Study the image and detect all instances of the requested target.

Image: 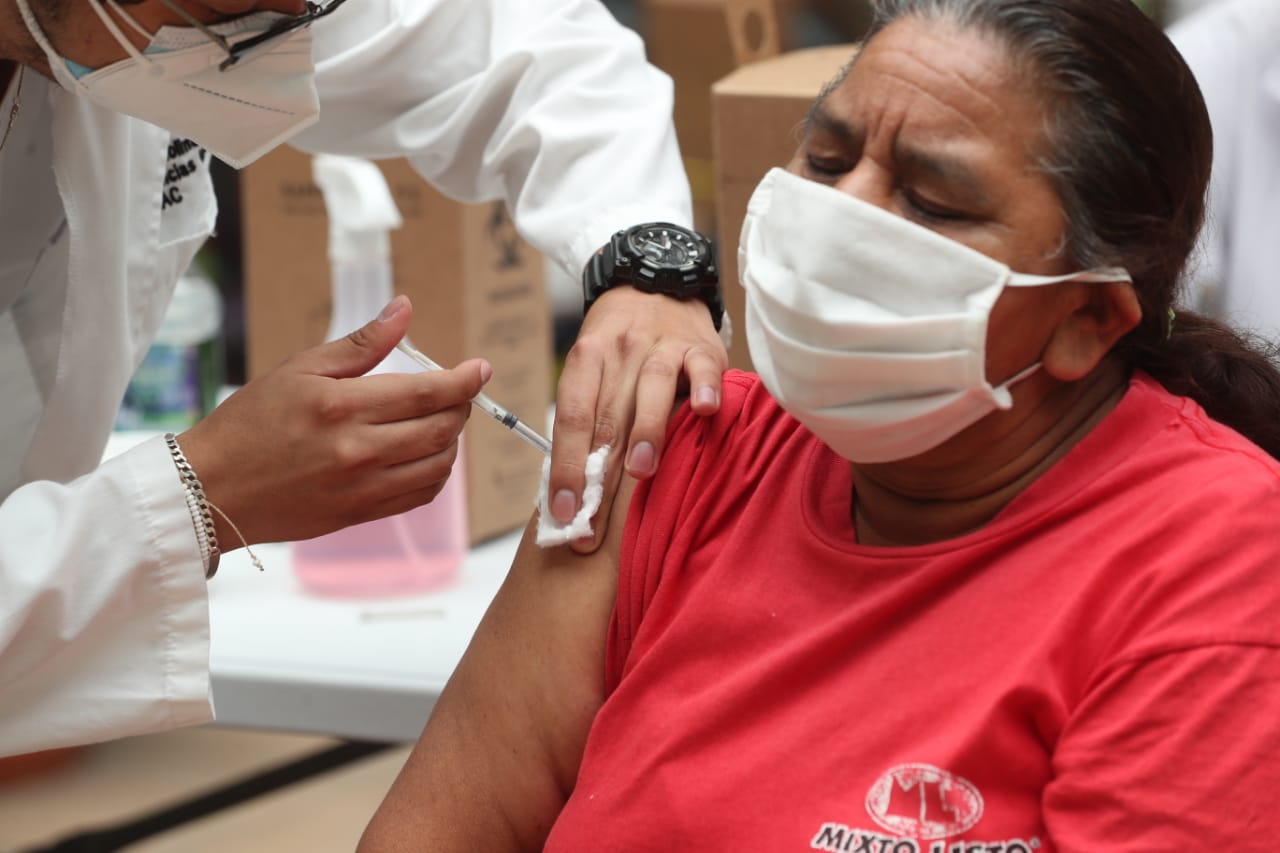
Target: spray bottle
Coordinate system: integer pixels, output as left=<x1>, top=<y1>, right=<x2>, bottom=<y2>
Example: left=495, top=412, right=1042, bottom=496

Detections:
left=116, top=266, right=225, bottom=431
left=290, top=154, right=468, bottom=597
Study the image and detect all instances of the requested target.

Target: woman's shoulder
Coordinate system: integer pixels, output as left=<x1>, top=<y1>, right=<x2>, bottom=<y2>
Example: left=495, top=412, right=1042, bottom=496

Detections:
left=702, top=369, right=779, bottom=422
left=654, top=370, right=818, bottom=487
left=1132, top=372, right=1280, bottom=486
left=1079, top=374, right=1280, bottom=650
left=669, top=368, right=795, bottom=443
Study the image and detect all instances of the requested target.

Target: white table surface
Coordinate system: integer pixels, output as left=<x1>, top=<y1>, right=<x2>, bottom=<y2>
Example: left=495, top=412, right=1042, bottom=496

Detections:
left=106, top=432, right=521, bottom=744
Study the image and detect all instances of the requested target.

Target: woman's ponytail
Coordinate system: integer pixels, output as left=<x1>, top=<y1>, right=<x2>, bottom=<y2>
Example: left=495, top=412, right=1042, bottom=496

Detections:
left=1128, top=311, right=1280, bottom=458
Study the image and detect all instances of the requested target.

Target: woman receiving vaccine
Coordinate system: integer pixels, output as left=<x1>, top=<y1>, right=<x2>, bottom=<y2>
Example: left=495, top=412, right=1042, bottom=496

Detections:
left=359, top=1, right=1280, bottom=850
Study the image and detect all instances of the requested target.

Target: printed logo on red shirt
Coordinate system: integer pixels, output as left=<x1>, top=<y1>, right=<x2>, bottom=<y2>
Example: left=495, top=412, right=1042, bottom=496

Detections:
left=809, top=763, right=1041, bottom=853
left=866, top=764, right=983, bottom=839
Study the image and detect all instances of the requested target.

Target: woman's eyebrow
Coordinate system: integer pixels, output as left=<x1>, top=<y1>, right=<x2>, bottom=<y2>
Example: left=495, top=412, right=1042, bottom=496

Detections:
left=805, top=99, right=993, bottom=205
left=894, top=141, right=993, bottom=205
left=805, top=102, right=861, bottom=146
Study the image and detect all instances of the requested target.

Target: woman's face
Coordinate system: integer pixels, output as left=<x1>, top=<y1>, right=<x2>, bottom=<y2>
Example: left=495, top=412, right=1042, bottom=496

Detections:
left=787, top=15, right=1078, bottom=385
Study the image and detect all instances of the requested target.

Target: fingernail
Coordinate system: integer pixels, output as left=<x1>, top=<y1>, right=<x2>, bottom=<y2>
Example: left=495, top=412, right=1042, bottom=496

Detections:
left=478, top=359, right=493, bottom=385
left=551, top=489, right=577, bottom=524
left=694, top=385, right=718, bottom=408
left=378, top=295, right=406, bottom=322
left=628, top=441, right=656, bottom=476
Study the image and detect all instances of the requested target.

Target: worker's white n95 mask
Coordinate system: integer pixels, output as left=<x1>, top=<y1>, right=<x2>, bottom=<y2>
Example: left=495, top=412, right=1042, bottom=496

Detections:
left=15, top=0, right=320, bottom=169
left=740, top=167, right=1132, bottom=464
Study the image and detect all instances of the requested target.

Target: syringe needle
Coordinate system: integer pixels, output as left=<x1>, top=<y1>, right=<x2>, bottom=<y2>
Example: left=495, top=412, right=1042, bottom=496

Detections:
left=395, top=340, right=552, bottom=456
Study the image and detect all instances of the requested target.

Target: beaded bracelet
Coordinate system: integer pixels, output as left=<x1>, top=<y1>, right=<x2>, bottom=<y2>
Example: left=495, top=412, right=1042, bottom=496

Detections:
left=184, top=485, right=212, bottom=570
left=164, top=434, right=264, bottom=579
left=165, top=433, right=220, bottom=578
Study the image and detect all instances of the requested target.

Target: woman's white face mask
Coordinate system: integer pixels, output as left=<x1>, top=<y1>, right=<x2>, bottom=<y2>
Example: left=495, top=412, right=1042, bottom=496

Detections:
left=14, top=0, right=320, bottom=168
left=740, top=167, right=1132, bottom=464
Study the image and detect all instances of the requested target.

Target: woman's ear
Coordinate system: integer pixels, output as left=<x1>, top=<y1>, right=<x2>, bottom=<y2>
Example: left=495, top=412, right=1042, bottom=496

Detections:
left=1042, top=279, right=1142, bottom=381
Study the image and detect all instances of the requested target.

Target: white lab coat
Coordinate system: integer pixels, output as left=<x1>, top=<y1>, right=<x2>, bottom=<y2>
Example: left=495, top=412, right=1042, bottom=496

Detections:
left=1169, top=0, right=1280, bottom=340
left=0, top=0, right=690, bottom=758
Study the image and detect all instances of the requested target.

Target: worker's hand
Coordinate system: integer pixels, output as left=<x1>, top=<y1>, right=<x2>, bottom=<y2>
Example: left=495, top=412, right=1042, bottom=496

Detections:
left=178, top=295, right=489, bottom=548
left=549, top=287, right=727, bottom=553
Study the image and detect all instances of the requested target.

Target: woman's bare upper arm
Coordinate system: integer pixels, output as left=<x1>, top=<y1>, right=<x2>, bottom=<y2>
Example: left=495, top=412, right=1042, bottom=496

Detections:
left=358, top=475, right=638, bottom=852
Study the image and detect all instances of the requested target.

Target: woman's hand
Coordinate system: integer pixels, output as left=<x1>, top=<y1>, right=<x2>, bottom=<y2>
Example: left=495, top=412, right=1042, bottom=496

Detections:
left=177, top=296, right=489, bottom=548
left=547, top=287, right=727, bottom=553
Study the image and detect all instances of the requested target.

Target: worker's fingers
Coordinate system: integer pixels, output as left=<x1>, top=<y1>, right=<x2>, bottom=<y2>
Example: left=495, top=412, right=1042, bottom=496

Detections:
left=291, top=294, right=411, bottom=379
left=561, top=341, right=639, bottom=552
left=622, top=348, right=683, bottom=480
left=682, top=343, right=725, bottom=417
left=621, top=341, right=723, bottom=479
left=344, top=444, right=466, bottom=527
left=177, top=326, right=488, bottom=547
left=326, top=403, right=472, bottom=474
left=547, top=339, right=607, bottom=524
left=548, top=288, right=728, bottom=554
left=338, top=359, right=491, bottom=425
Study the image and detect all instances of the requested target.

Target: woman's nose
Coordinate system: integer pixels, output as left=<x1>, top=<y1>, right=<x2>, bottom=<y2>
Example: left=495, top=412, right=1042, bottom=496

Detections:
left=833, top=158, right=893, bottom=211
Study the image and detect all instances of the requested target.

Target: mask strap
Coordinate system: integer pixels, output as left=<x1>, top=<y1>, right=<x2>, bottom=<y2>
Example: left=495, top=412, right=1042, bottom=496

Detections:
left=111, top=2, right=156, bottom=41
left=98, top=0, right=156, bottom=41
left=988, top=359, right=1042, bottom=411
left=1003, top=360, right=1042, bottom=389
left=1006, top=266, right=1132, bottom=288
left=83, top=0, right=156, bottom=66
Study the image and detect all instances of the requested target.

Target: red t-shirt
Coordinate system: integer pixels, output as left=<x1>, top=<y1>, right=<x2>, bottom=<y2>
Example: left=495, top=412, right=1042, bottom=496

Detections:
left=545, top=371, right=1280, bottom=853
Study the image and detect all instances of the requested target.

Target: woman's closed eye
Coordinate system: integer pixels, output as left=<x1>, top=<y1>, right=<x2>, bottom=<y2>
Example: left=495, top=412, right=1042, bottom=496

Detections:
left=902, top=189, right=971, bottom=224
left=799, top=152, right=981, bottom=227
left=803, top=154, right=853, bottom=181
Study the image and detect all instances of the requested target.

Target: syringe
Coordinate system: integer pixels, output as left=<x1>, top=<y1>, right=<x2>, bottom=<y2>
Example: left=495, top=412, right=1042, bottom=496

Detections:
left=395, top=340, right=552, bottom=457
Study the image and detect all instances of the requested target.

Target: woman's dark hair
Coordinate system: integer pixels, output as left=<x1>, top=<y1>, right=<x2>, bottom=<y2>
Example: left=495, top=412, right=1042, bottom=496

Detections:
left=862, top=0, right=1280, bottom=458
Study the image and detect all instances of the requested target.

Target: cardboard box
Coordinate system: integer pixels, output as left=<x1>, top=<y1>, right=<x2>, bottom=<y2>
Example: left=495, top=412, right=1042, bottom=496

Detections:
left=640, top=0, right=796, bottom=236
left=240, top=146, right=552, bottom=544
left=711, top=43, right=856, bottom=371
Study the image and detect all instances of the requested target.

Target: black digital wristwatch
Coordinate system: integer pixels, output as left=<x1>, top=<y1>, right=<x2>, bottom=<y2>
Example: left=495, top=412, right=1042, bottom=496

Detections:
left=582, top=222, right=724, bottom=331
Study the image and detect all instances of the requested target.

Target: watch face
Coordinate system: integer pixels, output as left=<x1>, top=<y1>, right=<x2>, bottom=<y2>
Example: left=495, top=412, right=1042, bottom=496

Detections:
left=627, top=225, right=704, bottom=269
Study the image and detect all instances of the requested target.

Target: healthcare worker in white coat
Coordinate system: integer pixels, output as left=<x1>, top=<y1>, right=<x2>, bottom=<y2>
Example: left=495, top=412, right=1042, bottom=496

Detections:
left=0, top=0, right=728, bottom=758
left=1169, top=0, right=1280, bottom=340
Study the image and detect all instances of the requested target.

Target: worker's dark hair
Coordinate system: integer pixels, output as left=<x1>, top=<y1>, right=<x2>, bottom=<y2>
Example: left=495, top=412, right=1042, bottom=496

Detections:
left=40, top=0, right=146, bottom=24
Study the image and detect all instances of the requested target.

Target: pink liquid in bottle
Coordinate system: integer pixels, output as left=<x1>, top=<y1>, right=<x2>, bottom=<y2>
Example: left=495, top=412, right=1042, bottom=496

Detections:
left=298, top=153, right=470, bottom=597
left=291, top=461, right=467, bottom=598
